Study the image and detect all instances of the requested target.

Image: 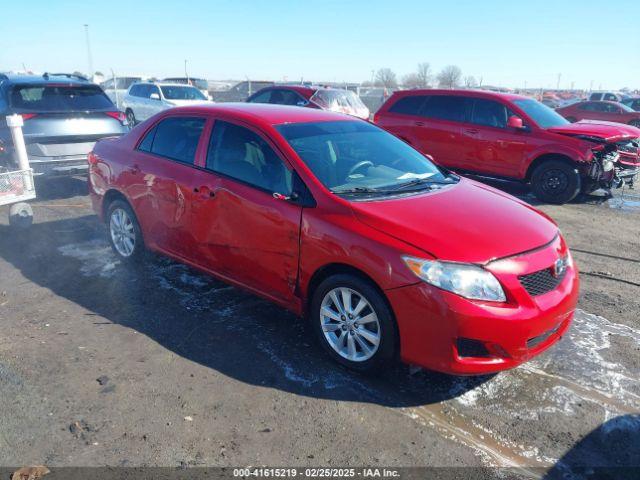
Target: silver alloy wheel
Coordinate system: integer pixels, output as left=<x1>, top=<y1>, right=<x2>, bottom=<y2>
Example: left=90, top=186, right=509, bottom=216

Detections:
left=109, top=208, right=135, bottom=257
left=320, top=287, right=381, bottom=362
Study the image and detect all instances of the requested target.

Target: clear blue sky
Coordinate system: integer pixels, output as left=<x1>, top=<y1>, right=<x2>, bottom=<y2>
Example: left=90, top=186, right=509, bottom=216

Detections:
left=1, top=0, right=638, bottom=89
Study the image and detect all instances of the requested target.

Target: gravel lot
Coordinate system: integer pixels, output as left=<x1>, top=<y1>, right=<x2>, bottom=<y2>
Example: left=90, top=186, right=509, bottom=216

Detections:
left=0, top=177, right=638, bottom=479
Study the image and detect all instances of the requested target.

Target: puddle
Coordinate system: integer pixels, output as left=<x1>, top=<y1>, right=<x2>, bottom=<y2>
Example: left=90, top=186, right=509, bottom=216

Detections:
left=608, top=190, right=640, bottom=212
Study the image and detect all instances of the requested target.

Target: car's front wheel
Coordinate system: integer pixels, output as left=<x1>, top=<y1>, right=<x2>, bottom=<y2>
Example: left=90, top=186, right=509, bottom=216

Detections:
left=106, top=200, right=145, bottom=262
left=531, top=160, right=581, bottom=204
left=310, top=274, right=397, bottom=372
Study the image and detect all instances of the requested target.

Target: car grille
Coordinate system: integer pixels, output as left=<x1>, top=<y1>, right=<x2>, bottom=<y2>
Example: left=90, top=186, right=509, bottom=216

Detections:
left=519, top=268, right=566, bottom=297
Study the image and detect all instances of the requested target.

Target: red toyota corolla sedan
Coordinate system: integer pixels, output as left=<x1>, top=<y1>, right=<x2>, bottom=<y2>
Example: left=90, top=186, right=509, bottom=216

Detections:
left=88, top=104, right=579, bottom=375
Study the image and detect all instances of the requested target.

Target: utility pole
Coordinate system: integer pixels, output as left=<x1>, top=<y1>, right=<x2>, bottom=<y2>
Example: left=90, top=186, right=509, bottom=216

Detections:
left=556, top=73, right=561, bottom=90
left=83, top=24, right=94, bottom=79
left=184, top=59, right=189, bottom=82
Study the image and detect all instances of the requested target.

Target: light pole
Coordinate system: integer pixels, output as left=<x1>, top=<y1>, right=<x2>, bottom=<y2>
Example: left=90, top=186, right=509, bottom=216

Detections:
left=184, top=59, right=189, bottom=83
left=83, top=24, right=94, bottom=79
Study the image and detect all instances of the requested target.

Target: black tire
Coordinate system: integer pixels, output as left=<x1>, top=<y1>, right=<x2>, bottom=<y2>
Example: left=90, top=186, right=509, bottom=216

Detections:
left=310, top=273, right=397, bottom=373
left=8, top=202, right=33, bottom=229
left=531, top=160, right=581, bottom=204
left=566, top=116, right=577, bottom=123
left=105, top=199, right=145, bottom=263
left=125, top=109, right=136, bottom=127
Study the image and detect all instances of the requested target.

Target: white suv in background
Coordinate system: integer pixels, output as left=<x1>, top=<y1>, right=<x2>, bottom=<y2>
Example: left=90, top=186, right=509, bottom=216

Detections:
left=121, top=82, right=212, bottom=125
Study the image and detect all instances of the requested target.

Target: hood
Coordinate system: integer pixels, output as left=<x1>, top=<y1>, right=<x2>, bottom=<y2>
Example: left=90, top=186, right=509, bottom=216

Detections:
left=547, top=120, right=640, bottom=143
left=350, top=179, right=558, bottom=264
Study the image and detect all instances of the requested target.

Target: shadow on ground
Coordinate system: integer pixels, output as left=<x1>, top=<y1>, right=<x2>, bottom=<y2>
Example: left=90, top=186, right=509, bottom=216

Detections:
left=544, top=414, right=640, bottom=480
left=0, top=214, right=491, bottom=408
left=34, top=176, right=88, bottom=201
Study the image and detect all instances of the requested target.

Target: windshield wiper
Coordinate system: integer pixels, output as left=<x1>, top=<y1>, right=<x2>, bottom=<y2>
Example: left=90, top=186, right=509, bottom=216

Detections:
left=331, top=186, right=394, bottom=195
left=388, top=177, right=457, bottom=191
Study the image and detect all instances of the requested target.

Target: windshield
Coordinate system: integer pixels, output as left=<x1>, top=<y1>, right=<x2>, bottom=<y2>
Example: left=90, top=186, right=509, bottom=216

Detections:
left=164, top=78, right=208, bottom=90
left=310, top=89, right=368, bottom=115
left=513, top=98, right=570, bottom=128
left=277, top=121, right=453, bottom=195
left=619, top=102, right=635, bottom=113
left=10, top=84, right=114, bottom=111
left=160, top=85, right=206, bottom=100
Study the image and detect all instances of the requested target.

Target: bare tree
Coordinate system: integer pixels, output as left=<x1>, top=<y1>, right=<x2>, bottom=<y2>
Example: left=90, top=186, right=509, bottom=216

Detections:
left=401, top=73, right=422, bottom=89
left=374, top=68, right=398, bottom=89
left=464, top=75, right=478, bottom=88
left=416, top=62, right=432, bottom=88
left=437, top=65, right=462, bottom=89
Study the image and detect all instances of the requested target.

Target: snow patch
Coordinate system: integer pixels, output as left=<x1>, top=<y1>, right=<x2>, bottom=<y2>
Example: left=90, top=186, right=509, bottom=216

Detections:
left=58, top=240, right=119, bottom=278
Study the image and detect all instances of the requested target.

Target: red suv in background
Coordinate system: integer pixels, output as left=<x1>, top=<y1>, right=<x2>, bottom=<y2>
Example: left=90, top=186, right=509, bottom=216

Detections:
left=556, top=100, right=640, bottom=127
left=375, top=90, right=640, bottom=203
left=88, top=104, right=578, bottom=375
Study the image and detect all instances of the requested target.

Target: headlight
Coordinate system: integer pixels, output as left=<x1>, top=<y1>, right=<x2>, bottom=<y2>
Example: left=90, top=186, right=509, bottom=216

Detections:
left=402, top=256, right=506, bottom=302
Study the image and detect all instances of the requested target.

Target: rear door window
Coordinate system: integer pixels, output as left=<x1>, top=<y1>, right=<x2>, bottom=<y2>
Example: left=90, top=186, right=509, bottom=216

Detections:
left=10, top=84, right=114, bottom=111
left=421, top=95, right=468, bottom=122
left=470, top=99, right=508, bottom=128
left=146, top=116, right=206, bottom=164
left=388, top=95, right=427, bottom=116
left=206, top=120, right=292, bottom=194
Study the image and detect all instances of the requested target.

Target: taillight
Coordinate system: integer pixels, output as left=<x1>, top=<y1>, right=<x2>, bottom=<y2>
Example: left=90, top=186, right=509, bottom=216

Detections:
left=20, top=113, right=38, bottom=120
left=87, top=152, right=99, bottom=165
left=105, top=111, right=126, bottom=123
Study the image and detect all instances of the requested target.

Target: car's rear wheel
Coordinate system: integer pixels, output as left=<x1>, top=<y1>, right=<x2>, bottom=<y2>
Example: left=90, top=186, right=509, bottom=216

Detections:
left=310, top=274, right=397, bottom=372
left=531, top=160, right=581, bottom=204
left=106, top=200, right=144, bottom=262
left=125, top=109, right=136, bottom=127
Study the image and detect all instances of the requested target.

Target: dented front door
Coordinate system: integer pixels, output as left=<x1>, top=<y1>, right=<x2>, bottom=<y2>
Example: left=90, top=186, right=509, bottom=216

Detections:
left=190, top=170, right=302, bottom=304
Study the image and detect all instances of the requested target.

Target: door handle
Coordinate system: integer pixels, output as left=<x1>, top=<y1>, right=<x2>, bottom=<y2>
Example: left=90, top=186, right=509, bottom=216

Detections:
left=464, top=128, right=480, bottom=135
left=194, top=186, right=215, bottom=198
left=414, top=121, right=425, bottom=127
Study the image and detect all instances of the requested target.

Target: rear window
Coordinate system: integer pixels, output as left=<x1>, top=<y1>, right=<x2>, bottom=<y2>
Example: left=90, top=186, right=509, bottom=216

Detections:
left=9, top=84, right=114, bottom=111
left=388, top=95, right=427, bottom=116
left=141, top=116, right=206, bottom=164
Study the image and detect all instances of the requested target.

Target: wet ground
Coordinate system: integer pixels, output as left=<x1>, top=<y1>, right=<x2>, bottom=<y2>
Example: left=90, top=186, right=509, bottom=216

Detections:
left=0, top=177, right=638, bottom=479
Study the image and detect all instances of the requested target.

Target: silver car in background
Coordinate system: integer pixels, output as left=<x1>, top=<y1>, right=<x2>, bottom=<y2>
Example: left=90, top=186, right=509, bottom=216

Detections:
left=0, top=73, right=129, bottom=177
left=121, top=82, right=212, bottom=125
left=100, top=75, right=149, bottom=108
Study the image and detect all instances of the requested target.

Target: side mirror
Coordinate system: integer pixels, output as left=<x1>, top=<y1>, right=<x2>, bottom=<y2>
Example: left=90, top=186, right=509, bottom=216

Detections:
left=507, top=115, right=525, bottom=129
left=150, top=93, right=160, bottom=100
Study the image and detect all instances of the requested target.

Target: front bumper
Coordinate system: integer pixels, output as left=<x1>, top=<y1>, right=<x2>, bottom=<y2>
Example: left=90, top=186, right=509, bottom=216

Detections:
left=387, top=236, right=579, bottom=375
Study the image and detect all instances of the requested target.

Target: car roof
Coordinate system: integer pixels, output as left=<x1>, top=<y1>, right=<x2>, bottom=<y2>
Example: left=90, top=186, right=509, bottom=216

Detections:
left=163, top=102, right=356, bottom=125
left=391, top=88, right=529, bottom=102
left=0, top=73, right=91, bottom=86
